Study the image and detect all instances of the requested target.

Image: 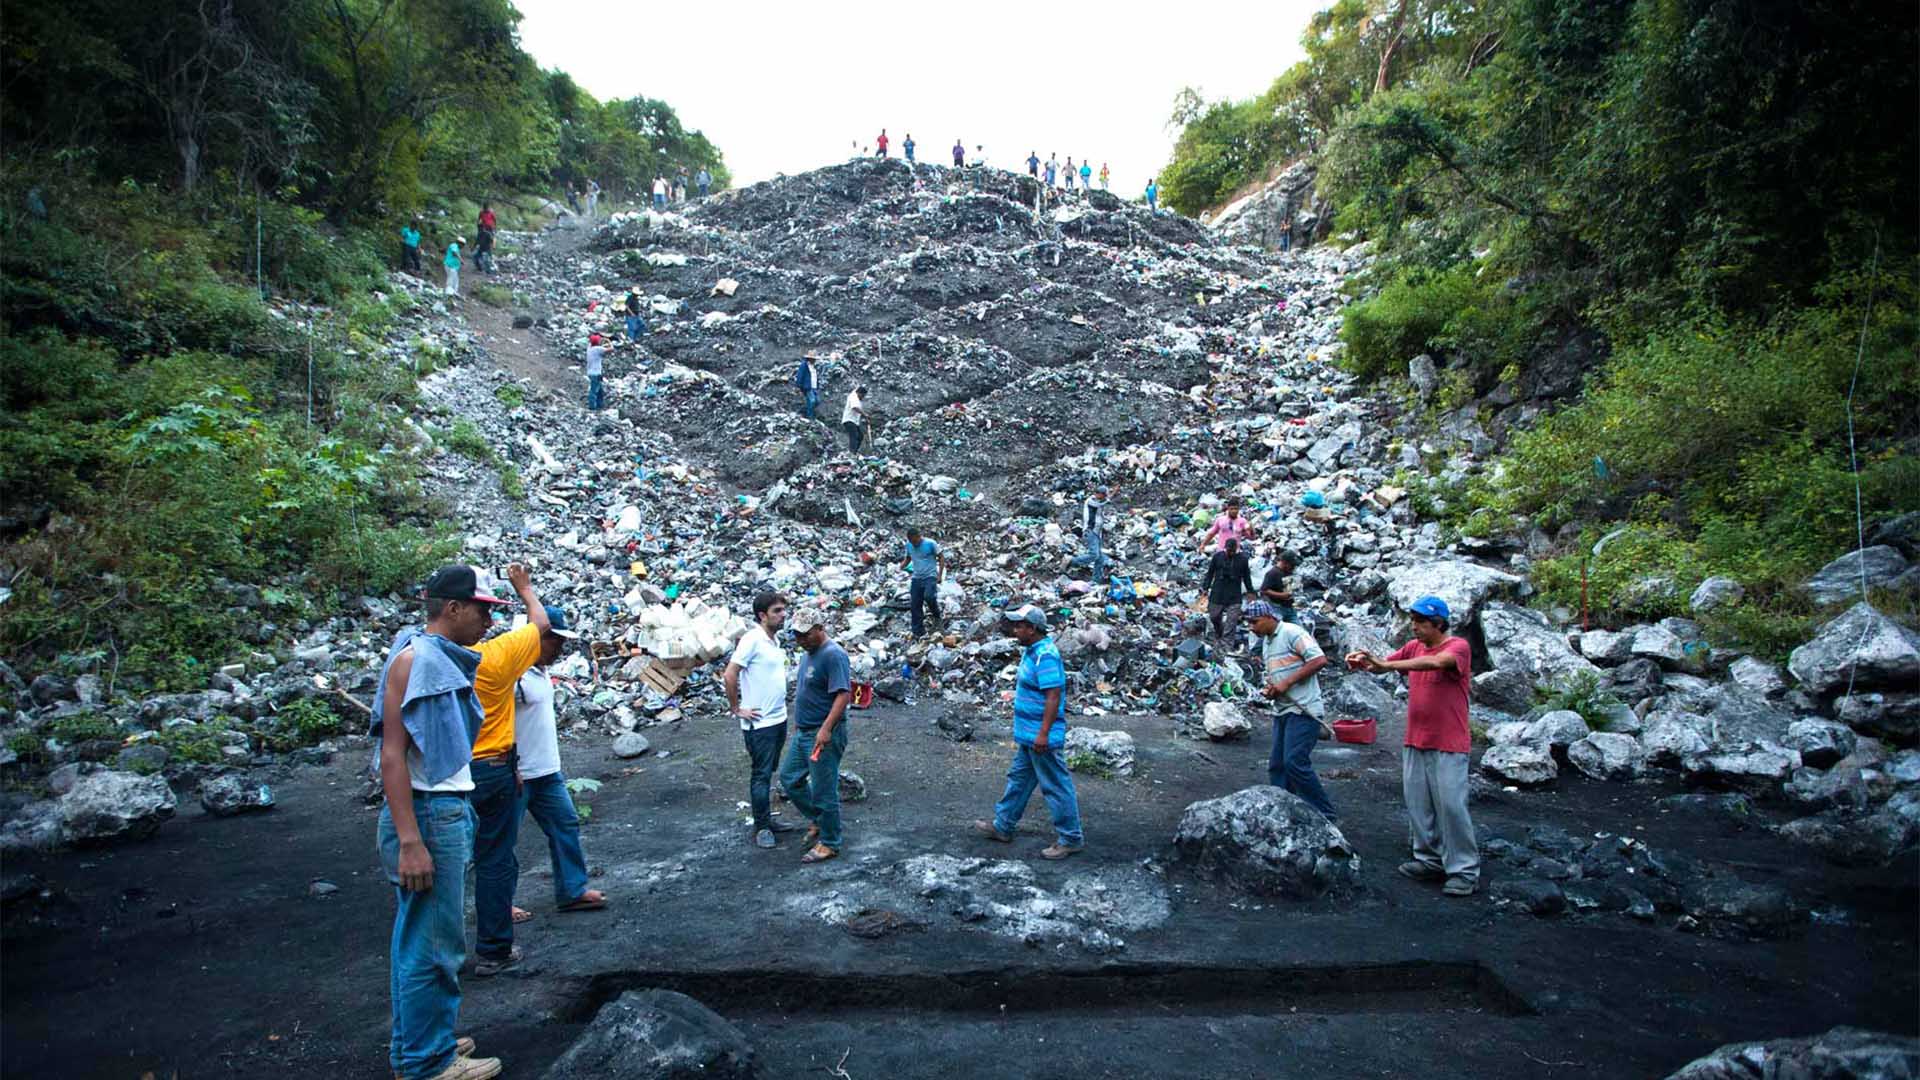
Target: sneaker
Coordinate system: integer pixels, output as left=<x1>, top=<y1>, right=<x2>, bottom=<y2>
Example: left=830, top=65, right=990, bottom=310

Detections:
left=753, top=828, right=777, bottom=849
left=1442, top=876, right=1478, bottom=897
left=423, top=1054, right=502, bottom=1080
left=973, top=819, right=1013, bottom=843
left=767, top=820, right=801, bottom=834
left=1397, top=860, right=1446, bottom=882
left=472, top=946, right=522, bottom=978
left=1039, top=843, right=1083, bottom=860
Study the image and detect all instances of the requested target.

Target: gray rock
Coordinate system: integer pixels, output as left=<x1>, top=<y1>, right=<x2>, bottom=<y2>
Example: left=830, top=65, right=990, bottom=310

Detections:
left=200, top=774, right=275, bottom=816
left=1528, top=710, right=1592, bottom=754
left=46, top=762, right=90, bottom=796
left=612, top=732, right=652, bottom=759
left=1784, top=719, right=1857, bottom=769
left=1568, top=732, right=1646, bottom=781
left=293, top=645, right=336, bottom=671
left=1663, top=1026, right=1920, bottom=1080
left=0, top=801, right=63, bottom=853
left=1481, top=742, right=1558, bottom=786
left=1490, top=878, right=1566, bottom=916
left=1201, top=701, right=1251, bottom=741
left=73, top=673, right=103, bottom=706
left=115, top=743, right=170, bottom=773
left=1805, top=545, right=1911, bottom=607
left=57, top=770, right=175, bottom=846
left=1680, top=878, right=1795, bottom=937
left=1577, top=629, right=1633, bottom=664
left=1641, top=713, right=1712, bottom=767
left=1385, top=560, right=1523, bottom=628
left=1688, top=577, right=1745, bottom=615
left=1784, top=765, right=1872, bottom=812
left=1480, top=604, right=1599, bottom=686
left=543, top=989, right=757, bottom=1080
left=1728, top=656, right=1786, bottom=697
left=1471, top=668, right=1535, bottom=716
left=309, top=879, right=340, bottom=898
left=1776, top=809, right=1919, bottom=866
left=1682, top=747, right=1800, bottom=791
left=1485, top=720, right=1535, bottom=746
left=1788, top=602, right=1920, bottom=695
left=1323, top=673, right=1401, bottom=722
left=28, top=673, right=75, bottom=706
left=1605, top=657, right=1664, bottom=702
left=837, top=769, right=867, bottom=803
left=1065, top=728, right=1136, bottom=777
left=1702, top=686, right=1795, bottom=751
left=1630, top=622, right=1689, bottom=666
left=1408, top=353, right=1439, bottom=400
left=1172, top=786, right=1359, bottom=898
left=1834, top=691, right=1920, bottom=744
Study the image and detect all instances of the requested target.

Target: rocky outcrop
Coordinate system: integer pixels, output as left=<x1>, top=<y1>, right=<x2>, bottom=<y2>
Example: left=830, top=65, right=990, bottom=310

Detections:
left=1789, top=602, right=1920, bottom=696
left=1803, top=545, right=1910, bottom=606
left=1663, top=1026, right=1919, bottom=1080
left=1480, top=603, right=1599, bottom=686
left=1065, top=728, right=1136, bottom=777
left=543, top=990, right=758, bottom=1080
left=1385, top=561, right=1523, bottom=629
left=1173, top=787, right=1358, bottom=898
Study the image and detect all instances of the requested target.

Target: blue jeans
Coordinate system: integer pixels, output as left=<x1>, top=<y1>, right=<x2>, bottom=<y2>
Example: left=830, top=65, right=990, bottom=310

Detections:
left=743, top=722, right=787, bottom=830
left=994, top=744, right=1083, bottom=847
left=699, top=183, right=710, bottom=197
left=802, top=388, right=818, bottom=418
left=1270, top=712, right=1337, bottom=821
left=378, top=792, right=474, bottom=1079
left=587, top=373, right=604, bottom=410
left=654, top=193, right=666, bottom=210
left=521, top=773, right=591, bottom=905
left=626, top=315, right=643, bottom=341
left=779, top=724, right=848, bottom=849
left=909, top=576, right=940, bottom=638
left=470, top=758, right=521, bottom=962
left=1071, top=529, right=1109, bottom=579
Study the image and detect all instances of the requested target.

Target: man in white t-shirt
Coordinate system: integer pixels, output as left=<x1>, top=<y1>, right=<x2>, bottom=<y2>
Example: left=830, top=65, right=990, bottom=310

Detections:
left=840, top=384, right=867, bottom=453
left=723, top=591, right=793, bottom=848
left=509, top=605, right=608, bottom=920
left=584, top=334, right=606, bottom=411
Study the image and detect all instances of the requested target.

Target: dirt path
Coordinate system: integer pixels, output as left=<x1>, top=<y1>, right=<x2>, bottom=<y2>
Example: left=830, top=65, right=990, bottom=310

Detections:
left=459, top=212, right=600, bottom=401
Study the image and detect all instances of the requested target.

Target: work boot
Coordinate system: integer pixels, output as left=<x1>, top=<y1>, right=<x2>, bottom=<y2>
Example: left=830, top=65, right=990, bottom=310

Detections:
left=1039, top=843, right=1083, bottom=860
left=973, top=820, right=1012, bottom=843
left=753, top=828, right=777, bottom=849
left=422, top=1054, right=502, bottom=1080
left=1397, top=860, right=1446, bottom=882
left=1442, top=876, right=1478, bottom=897
left=471, top=945, right=522, bottom=978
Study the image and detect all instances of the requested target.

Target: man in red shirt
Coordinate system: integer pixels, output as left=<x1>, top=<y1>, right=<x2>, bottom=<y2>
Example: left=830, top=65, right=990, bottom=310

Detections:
left=1346, top=595, right=1480, bottom=896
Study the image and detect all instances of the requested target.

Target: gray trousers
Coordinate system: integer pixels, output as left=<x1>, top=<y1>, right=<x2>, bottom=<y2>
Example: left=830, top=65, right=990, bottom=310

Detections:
left=1402, top=747, right=1480, bottom=881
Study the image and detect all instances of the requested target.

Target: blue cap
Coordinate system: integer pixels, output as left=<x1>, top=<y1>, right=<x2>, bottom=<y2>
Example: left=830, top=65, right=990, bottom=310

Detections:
left=1408, top=596, right=1450, bottom=621
left=1000, top=603, right=1049, bottom=630
left=1241, top=600, right=1276, bottom=621
left=543, top=604, right=580, bottom=639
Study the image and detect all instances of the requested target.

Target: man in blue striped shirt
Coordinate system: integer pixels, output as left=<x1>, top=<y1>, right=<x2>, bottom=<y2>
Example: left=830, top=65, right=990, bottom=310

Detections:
left=974, top=605, right=1084, bottom=859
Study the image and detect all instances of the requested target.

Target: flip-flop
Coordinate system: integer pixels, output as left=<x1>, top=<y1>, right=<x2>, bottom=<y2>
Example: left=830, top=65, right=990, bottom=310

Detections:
left=557, top=891, right=608, bottom=912
left=511, top=907, right=534, bottom=923
left=800, top=844, right=838, bottom=864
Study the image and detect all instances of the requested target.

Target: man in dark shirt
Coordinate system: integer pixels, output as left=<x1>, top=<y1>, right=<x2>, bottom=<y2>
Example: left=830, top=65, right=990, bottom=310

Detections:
left=1201, top=537, right=1255, bottom=649
left=779, top=608, right=852, bottom=864
left=1260, top=548, right=1300, bottom=625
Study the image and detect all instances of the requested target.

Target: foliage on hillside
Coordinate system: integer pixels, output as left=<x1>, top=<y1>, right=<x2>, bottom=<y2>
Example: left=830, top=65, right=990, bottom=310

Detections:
left=1164, top=0, right=1919, bottom=642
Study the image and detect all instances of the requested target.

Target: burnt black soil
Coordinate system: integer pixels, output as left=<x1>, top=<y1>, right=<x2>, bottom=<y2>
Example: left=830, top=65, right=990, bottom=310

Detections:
left=3, top=701, right=1914, bottom=1078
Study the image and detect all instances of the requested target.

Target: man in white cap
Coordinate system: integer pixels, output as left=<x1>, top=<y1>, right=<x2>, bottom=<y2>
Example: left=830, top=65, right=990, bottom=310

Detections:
left=778, top=607, right=853, bottom=863
left=974, top=604, right=1083, bottom=859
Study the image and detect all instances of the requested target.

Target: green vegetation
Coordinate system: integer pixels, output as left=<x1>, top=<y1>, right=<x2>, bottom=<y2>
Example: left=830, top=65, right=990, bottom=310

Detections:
left=1164, top=0, right=1918, bottom=648
left=1065, top=752, right=1117, bottom=780
left=494, top=384, right=526, bottom=410
left=1535, top=671, right=1621, bottom=732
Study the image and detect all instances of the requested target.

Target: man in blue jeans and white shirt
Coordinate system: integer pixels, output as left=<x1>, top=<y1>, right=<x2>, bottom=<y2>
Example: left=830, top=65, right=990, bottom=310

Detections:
left=903, top=525, right=944, bottom=639
left=1245, top=600, right=1337, bottom=821
left=723, top=592, right=794, bottom=849
left=371, top=565, right=510, bottom=1080
left=778, top=607, right=853, bottom=864
left=509, top=606, right=608, bottom=920
left=975, top=605, right=1084, bottom=859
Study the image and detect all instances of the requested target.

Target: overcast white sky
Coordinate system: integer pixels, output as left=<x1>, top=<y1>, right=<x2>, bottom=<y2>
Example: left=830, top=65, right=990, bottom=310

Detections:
left=517, top=0, right=1319, bottom=192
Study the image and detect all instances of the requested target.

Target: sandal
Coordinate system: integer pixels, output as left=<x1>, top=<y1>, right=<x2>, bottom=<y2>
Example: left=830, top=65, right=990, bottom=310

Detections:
left=803, top=824, right=821, bottom=847
left=800, top=843, right=838, bottom=864
left=557, top=890, right=608, bottom=912
left=511, top=906, right=534, bottom=924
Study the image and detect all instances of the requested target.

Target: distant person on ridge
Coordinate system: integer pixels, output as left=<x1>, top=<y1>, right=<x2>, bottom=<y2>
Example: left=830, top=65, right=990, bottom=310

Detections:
left=1027, top=151, right=1040, bottom=177
left=652, top=176, right=668, bottom=211
left=1099, top=162, right=1110, bottom=190
left=1064, top=156, right=1076, bottom=191
left=474, top=203, right=496, bottom=275
left=1146, top=177, right=1158, bottom=213
left=952, top=139, right=965, bottom=167
left=903, top=133, right=916, bottom=163
left=970, top=144, right=985, bottom=168
left=585, top=178, right=600, bottom=218
left=696, top=167, right=712, bottom=198
left=876, top=128, right=889, bottom=157
left=1045, top=154, right=1058, bottom=187
left=1080, top=160, right=1092, bottom=190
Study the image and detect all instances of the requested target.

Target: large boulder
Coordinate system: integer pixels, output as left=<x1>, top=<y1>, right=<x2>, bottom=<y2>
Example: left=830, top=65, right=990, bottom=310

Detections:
left=1480, top=604, right=1599, bottom=686
left=1630, top=621, right=1694, bottom=668
left=1682, top=747, right=1800, bottom=792
left=1568, top=732, right=1647, bottom=781
left=1727, top=656, right=1786, bottom=698
left=1065, top=728, right=1136, bottom=777
left=1323, top=673, right=1402, bottom=722
left=1688, top=577, right=1745, bottom=615
left=1641, top=713, right=1712, bottom=768
left=1481, top=742, right=1558, bottom=786
left=1527, top=710, right=1593, bottom=756
left=1663, top=1027, right=1919, bottom=1080
left=200, top=775, right=275, bottom=816
left=1385, top=560, right=1523, bottom=628
left=1788, top=602, right=1920, bottom=695
left=1776, top=806, right=1920, bottom=866
left=544, top=990, right=757, bottom=1080
left=1577, top=629, right=1633, bottom=665
left=1471, top=668, right=1535, bottom=716
left=1834, top=691, right=1920, bottom=745
left=1172, top=786, right=1359, bottom=898
left=1804, top=546, right=1911, bottom=607
left=1, top=770, right=178, bottom=853
left=1605, top=658, right=1664, bottom=703
left=1201, top=701, right=1252, bottom=741
left=1701, top=686, right=1795, bottom=752
left=1783, top=719, right=1857, bottom=769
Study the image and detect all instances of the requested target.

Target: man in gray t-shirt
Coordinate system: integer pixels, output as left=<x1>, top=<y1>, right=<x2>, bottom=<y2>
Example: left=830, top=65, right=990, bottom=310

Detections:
left=1245, top=601, right=1337, bottom=822
left=780, top=609, right=853, bottom=862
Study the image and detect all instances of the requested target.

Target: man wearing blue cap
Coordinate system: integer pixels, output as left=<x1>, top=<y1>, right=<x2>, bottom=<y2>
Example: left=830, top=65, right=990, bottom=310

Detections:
left=974, top=604, right=1083, bottom=859
left=1346, top=595, right=1479, bottom=896
left=509, top=605, right=608, bottom=921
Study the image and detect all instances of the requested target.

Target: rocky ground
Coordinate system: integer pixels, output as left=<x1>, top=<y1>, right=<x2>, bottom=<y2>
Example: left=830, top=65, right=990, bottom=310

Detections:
left=2, top=158, right=1916, bottom=1078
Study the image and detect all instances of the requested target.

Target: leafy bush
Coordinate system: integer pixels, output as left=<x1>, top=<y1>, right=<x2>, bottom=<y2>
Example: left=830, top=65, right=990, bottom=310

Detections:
left=494, top=383, right=526, bottom=409
left=1534, top=671, right=1621, bottom=730
left=155, top=720, right=236, bottom=765
left=278, top=698, right=347, bottom=744
left=1341, top=264, right=1535, bottom=383
left=50, top=714, right=121, bottom=745
left=439, top=418, right=494, bottom=462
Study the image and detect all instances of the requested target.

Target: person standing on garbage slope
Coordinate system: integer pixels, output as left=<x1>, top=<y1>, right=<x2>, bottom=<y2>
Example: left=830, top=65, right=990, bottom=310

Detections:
left=583, top=334, right=606, bottom=411
left=1026, top=151, right=1040, bottom=177
left=840, top=384, right=867, bottom=452
left=1045, top=154, right=1058, bottom=188
left=652, top=175, right=668, bottom=211
left=696, top=167, right=712, bottom=198
left=1201, top=536, right=1255, bottom=649
left=1064, top=156, right=1077, bottom=191
left=1099, top=162, right=1110, bottom=190
left=1260, top=548, right=1301, bottom=626
left=902, top=525, right=945, bottom=639
left=1070, top=485, right=1112, bottom=580
left=875, top=129, right=889, bottom=157
left=1146, top=177, right=1159, bottom=214
left=464, top=565, right=553, bottom=979
left=778, top=608, right=853, bottom=864
left=1245, top=600, right=1337, bottom=822
left=585, top=178, right=600, bottom=218
left=507, top=605, right=609, bottom=923
left=371, top=564, right=513, bottom=1080
left=474, top=204, right=496, bottom=275
left=400, top=218, right=424, bottom=274
left=1199, top=495, right=1257, bottom=553
left=794, top=353, right=820, bottom=419
left=1079, top=160, right=1093, bottom=190
left=442, top=237, right=463, bottom=297
left=903, top=133, right=916, bottom=163
left=1346, top=596, right=1480, bottom=897
left=975, top=605, right=1083, bottom=860
left=724, top=592, right=795, bottom=849
left=623, top=287, right=647, bottom=343
left=951, top=139, right=965, bottom=167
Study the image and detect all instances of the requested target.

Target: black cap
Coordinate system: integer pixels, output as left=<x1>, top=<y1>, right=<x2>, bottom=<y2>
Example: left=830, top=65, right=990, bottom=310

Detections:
left=421, top=565, right=509, bottom=604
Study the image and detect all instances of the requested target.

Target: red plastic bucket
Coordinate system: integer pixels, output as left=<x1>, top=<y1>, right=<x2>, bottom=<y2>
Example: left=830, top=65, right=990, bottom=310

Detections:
left=1332, top=717, right=1377, bottom=745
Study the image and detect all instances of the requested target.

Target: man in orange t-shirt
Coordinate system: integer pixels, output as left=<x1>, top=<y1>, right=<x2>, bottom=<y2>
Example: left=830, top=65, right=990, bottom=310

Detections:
left=1347, top=595, right=1480, bottom=896
left=468, top=564, right=551, bottom=976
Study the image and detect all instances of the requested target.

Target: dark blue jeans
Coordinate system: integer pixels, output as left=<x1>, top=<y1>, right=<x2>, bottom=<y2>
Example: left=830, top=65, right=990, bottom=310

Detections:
left=625, top=315, right=644, bottom=341
left=779, top=724, right=848, bottom=849
left=470, top=758, right=521, bottom=962
left=742, top=722, right=787, bottom=830
left=520, top=773, right=590, bottom=905
left=587, top=373, right=604, bottom=410
left=1270, top=712, right=1337, bottom=821
left=377, top=792, right=473, bottom=1079
left=909, top=576, right=940, bottom=637
left=993, top=744, right=1083, bottom=847
left=802, top=388, right=818, bottom=418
